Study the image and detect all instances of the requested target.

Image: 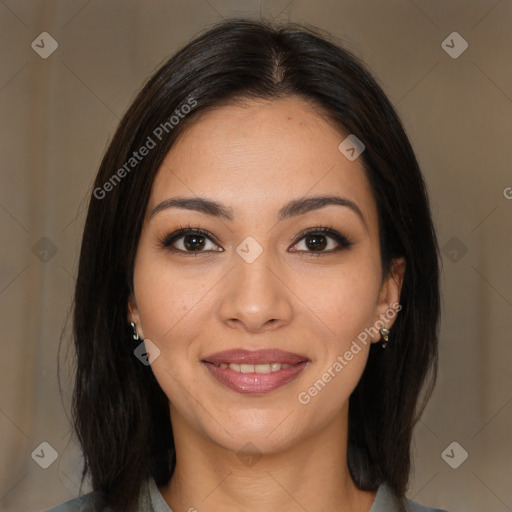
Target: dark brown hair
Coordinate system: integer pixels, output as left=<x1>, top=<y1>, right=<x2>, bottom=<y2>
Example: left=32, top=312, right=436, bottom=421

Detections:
left=70, top=17, right=440, bottom=511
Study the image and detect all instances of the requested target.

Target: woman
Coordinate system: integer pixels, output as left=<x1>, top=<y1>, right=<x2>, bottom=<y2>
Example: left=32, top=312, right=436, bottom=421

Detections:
left=45, top=18, right=447, bottom=512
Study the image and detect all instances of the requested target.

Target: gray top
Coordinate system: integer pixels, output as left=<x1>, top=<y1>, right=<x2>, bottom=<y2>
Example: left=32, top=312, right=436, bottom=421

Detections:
left=42, top=477, right=448, bottom=512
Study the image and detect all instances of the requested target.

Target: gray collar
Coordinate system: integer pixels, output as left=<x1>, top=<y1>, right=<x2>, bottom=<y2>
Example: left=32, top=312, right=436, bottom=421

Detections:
left=144, top=478, right=406, bottom=512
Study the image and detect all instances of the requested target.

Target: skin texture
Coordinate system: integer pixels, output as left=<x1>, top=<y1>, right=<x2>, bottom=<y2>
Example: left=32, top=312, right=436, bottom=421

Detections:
left=128, top=96, right=405, bottom=512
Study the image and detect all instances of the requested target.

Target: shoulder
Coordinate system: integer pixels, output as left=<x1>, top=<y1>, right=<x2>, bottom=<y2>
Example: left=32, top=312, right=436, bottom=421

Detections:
left=40, top=477, right=154, bottom=512
left=405, top=497, right=449, bottom=512
left=371, top=483, right=450, bottom=512
left=41, top=491, right=103, bottom=512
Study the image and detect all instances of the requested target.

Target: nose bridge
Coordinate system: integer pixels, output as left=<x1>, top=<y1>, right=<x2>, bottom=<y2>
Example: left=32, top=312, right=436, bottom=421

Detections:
left=218, top=240, right=292, bottom=331
left=235, top=245, right=274, bottom=291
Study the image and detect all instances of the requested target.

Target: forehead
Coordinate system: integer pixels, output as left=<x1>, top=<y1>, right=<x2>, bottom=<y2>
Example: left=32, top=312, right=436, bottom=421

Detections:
left=149, top=96, right=377, bottom=228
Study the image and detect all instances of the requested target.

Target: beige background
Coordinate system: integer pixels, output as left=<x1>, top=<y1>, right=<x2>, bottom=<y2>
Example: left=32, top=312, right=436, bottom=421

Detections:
left=1, top=1, right=511, bottom=511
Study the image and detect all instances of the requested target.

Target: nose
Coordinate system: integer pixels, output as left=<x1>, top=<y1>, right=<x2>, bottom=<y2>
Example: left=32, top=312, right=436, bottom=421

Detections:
left=217, top=249, right=293, bottom=333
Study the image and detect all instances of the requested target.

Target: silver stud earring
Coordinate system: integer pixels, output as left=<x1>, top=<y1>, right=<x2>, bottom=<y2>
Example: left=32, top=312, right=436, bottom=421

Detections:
left=130, top=321, right=140, bottom=341
left=380, top=327, right=390, bottom=348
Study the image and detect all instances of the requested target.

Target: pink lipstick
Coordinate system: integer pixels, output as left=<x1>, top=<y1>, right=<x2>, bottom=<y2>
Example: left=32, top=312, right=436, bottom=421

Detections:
left=202, top=349, right=309, bottom=394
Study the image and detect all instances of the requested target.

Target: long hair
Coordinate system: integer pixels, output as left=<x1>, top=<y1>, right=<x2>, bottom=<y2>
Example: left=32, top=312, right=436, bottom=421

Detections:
left=71, top=18, right=440, bottom=511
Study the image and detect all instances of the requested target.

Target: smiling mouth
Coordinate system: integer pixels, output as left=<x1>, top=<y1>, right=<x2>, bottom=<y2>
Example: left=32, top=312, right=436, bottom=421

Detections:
left=201, top=348, right=310, bottom=394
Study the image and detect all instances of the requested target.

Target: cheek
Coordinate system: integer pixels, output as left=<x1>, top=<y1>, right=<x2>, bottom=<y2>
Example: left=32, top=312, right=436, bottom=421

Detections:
left=295, top=259, right=382, bottom=347
left=295, top=271, right=376, bottom=421
left=132, top=249, right=213, bottom=348
left=132, top=256, right=209, bottom=406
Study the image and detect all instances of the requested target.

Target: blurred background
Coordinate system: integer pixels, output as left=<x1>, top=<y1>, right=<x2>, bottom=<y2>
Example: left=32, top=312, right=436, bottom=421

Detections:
left=1, top=1, right=511, bottom=511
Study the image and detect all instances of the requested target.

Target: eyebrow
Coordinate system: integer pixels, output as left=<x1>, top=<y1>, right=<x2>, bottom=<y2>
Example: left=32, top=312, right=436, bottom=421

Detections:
left=150, top=195, right=367, bottom=228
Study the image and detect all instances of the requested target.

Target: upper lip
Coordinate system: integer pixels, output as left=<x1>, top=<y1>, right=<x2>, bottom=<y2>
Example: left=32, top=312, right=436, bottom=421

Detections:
left=202, top=349, right=309, bottom=365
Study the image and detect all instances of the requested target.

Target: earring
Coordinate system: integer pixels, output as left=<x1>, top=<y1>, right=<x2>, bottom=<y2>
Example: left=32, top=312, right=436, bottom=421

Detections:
left=380, top=327, right=390, bottom=348
left=130, top=321, right=140, bottom=341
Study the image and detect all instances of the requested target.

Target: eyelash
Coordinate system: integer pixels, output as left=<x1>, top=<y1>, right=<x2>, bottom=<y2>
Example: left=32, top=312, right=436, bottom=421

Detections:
left=160, top=223, right=355, bottom=258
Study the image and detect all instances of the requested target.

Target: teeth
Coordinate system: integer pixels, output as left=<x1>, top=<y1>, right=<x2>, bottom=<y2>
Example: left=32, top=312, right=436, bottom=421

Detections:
left=215, top=362, right=293, bottom=373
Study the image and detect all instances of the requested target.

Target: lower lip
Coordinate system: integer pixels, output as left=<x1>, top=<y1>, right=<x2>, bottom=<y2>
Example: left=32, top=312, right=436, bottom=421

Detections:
left=202, top=361, right=308, bottom=394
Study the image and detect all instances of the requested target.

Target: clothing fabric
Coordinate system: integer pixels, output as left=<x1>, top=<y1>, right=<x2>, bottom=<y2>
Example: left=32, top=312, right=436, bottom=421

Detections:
left=42, top=477, right=448, bottom=512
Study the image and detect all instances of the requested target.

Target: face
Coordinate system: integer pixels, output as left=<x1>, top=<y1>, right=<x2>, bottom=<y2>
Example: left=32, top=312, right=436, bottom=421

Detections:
left=128, top=96, right=404, bottom=455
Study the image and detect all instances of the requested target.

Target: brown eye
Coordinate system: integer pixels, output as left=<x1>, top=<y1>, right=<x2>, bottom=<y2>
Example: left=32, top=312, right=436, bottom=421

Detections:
left=162, top=228, right=222, bottom=253
left=289, top=227, right=354, bottom=254
left=303, top=233, right=328, bottom=251
left=182, top=233, right=206, bottom=251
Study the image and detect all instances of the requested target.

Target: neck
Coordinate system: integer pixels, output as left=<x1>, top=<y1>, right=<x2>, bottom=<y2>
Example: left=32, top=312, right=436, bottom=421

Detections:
left=159, top=404, right=376, bottom=512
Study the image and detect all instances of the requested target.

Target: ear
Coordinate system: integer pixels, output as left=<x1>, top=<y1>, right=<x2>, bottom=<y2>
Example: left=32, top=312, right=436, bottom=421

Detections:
left=372, top=257, right=406, bottom=342
left=127, top=293, right=145, bottom=339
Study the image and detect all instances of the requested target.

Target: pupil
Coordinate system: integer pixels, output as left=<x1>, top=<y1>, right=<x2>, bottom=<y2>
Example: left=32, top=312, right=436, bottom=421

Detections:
left=184, top=235, right=205, bottom=251
left=306, top=234, right=326, bottom=251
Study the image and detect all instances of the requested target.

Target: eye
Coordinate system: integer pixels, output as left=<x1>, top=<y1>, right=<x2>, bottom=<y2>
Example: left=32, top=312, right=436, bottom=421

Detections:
left=161, top=224, right=355, bottom=256
left=161, top=226, right=222, bottom=254
left=289, top=226, right=355, bottom=255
